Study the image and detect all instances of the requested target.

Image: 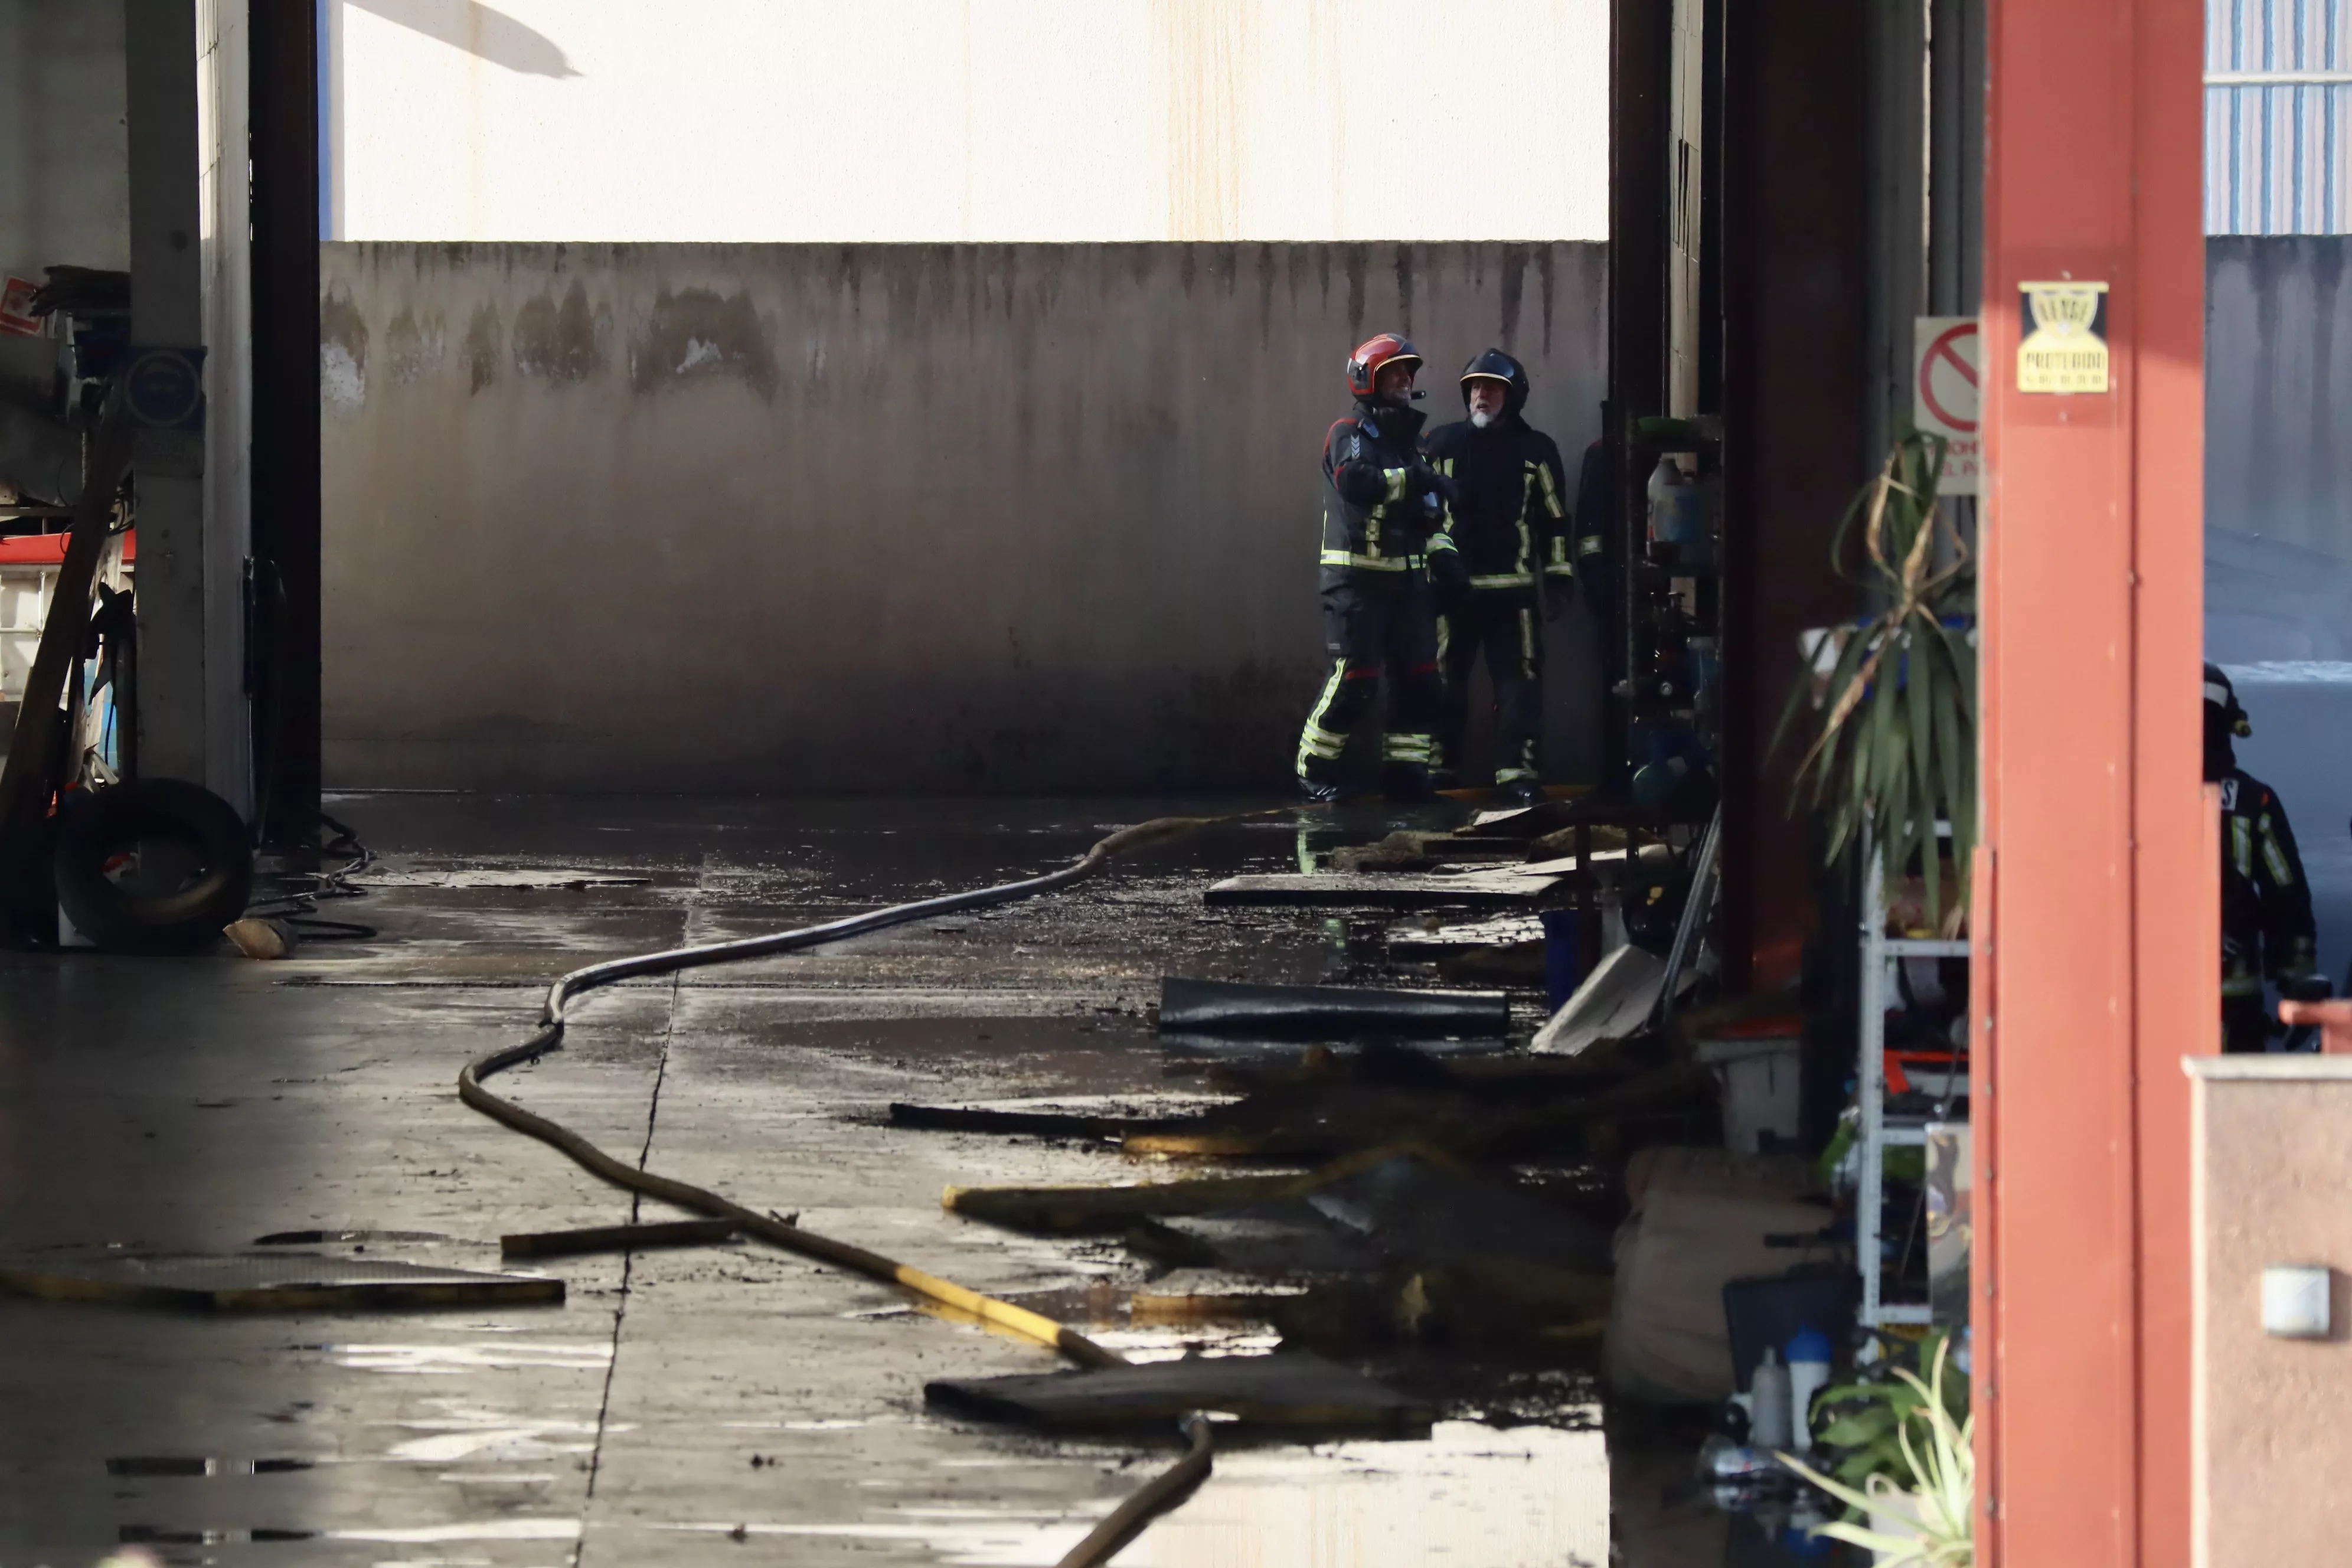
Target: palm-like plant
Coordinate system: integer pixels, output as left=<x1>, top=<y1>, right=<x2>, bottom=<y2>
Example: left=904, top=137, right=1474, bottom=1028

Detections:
left=1779, top=1338, right=1975, bottom=1566
left=1781, top=432, right=1976, bottom=929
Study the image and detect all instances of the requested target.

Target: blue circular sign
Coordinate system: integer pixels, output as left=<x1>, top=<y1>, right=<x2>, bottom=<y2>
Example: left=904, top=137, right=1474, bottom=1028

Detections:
left=125, top=347, right=203, bottom=428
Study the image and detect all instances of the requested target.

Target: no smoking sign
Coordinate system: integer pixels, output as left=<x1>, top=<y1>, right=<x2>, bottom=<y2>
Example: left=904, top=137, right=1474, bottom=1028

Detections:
left=1912, top=315, right=1980, bottom=495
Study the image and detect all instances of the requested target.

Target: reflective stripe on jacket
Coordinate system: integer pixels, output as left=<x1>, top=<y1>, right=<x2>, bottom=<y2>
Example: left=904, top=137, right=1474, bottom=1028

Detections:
left=1320, top=399, right=1442, bottom=590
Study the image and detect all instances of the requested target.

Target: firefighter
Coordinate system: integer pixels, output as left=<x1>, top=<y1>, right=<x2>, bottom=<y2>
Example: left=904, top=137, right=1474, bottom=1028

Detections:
left=2206, top=662, right=2323, bottom=1052
left=1295, top=333, right=1458, bottom=802
left=1421, top=349, right=1574, bottom=804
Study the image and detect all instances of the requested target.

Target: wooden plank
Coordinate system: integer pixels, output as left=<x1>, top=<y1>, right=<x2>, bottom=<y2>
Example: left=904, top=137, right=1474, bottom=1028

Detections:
left=1158, top=976, right=1510, bottom=1037
left=943, top=1144, right=1427, bottom=1234
left=1204, top=870, right=1561, bottom=910
left=500, top=1219, right=737, bottom=1259
left=887, top=1103, right=1177, bottom=1139
left=925, top=1351, right=1434, bottom=1433
left=0, top=1253, right=563, bottom=1312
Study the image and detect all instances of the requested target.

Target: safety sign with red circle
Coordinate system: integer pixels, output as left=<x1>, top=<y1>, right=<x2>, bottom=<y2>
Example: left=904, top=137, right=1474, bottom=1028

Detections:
left=1912, top=315, right=1979, bottom=495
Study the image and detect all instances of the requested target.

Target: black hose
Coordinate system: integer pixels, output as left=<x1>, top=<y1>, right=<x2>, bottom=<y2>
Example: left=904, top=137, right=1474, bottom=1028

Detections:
left=460, top=812, right=1236, bottom=1566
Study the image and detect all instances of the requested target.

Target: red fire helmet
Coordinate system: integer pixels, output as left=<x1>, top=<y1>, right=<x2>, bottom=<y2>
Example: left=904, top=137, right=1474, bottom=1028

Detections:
left=1344, top=333, right=1423, bottom=399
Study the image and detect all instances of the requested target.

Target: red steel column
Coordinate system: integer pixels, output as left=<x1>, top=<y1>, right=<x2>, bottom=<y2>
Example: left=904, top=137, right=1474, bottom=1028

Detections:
left=1974, top=0, right=2206, bottom=1560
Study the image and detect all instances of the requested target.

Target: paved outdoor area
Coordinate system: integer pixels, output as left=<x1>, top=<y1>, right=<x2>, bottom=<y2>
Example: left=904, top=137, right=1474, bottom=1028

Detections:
left=0, top=795, right=1654, bottom=1567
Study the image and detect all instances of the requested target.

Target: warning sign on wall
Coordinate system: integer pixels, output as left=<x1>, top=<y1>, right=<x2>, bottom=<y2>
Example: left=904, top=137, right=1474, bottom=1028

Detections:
left=1912, top=315, right=1980, bottom=496
left=2016, top=280, right=2110, bottom=394
left=0, top=276, right=42, bottom=337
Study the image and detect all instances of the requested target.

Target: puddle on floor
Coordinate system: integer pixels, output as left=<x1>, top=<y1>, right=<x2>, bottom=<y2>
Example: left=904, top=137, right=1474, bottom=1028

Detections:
left=311, top=1340, right=612, bottom=1374
left=651, top=1417, right=1606, bottom=1567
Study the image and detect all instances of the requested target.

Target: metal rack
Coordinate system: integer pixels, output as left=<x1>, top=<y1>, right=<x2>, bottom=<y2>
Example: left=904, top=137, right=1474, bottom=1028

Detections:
left=1612, top=411, right=1724, bottom=789
left=1856, top=840, right=1969, bottom=1331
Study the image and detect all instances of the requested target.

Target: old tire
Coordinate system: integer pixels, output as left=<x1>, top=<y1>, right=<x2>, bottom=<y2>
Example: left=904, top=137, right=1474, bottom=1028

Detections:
left=53, top=779, right=252, bottom=954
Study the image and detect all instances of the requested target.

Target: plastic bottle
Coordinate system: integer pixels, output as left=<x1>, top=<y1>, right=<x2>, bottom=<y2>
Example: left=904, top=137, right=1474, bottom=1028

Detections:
left=1645, top=456, right=1685, bottom=543
left=1748, top=1345, right=1794, bottom=1452
left=1785, top=1327, right=1834, bottom=1449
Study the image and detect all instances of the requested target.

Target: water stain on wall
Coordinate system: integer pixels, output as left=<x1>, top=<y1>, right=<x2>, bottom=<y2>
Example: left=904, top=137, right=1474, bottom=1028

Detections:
left=1497, top=244, right=1528, bottom=349
left=1537, top=249, right=1556, bottom=351
left=629, top=288, right=779, bottom=401
left=463, top=303, right=502, bottom=393
left=384, top=309, right=446, bottom=384
left=513, top=281, right=607, bottom=383
left=320, top=288, right=368, bottom=416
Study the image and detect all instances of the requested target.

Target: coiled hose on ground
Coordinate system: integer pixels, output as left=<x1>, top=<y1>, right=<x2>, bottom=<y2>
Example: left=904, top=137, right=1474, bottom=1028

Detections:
left=459, top=814, right=1238, bottom=1567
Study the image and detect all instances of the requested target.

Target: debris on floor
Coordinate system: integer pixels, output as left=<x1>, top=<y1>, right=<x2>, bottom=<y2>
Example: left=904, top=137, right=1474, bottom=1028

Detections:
left=354, top=864, right=652, bottom=890
left=0, top=1252, right=564, bottom=1311
left=1157, top=975, right=1511, bottom=1037
left=499, top=1217, right=739, bottom=1259
left=1204, top=867, right=1564, bottom=909
left=222, top=917, right=297, bottom=959
left=1603, top=1147, right=1835, bottom=1404
left=1327, top=830, right=1527, bottom=872
left=1386, top=913, right=1547, bottom=953
left=1534, top=945, right=1674, bottom=1056
left=926, top=1350, right=1435, bottom=1434
left=893, top=1043, right=1714, bottom=1162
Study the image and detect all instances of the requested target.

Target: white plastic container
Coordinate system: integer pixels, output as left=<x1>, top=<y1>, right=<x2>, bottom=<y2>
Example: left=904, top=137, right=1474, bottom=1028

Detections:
left=1697, top=1035, right=1803, bottom=1153
left=1785, top=1326, right=1834, bottom=1449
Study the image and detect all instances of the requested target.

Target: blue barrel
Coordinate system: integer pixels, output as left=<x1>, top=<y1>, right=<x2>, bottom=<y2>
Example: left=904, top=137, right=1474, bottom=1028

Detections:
left=1540, top=909, right=1583, bottom=1012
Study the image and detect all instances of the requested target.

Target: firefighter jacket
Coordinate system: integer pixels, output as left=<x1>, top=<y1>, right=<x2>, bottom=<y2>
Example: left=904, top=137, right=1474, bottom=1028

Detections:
left=2219, top=767, right=2317, bottom=997
left=1422, top=415, right=1573, bottom=592
left=1319, top=398, right=1456, bottom=592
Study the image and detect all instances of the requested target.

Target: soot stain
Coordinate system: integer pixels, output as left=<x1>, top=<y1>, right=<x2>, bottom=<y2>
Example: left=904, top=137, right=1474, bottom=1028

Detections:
left=631, top=287, right=779, bottom=401
left=463, top=303, right=502, bottom=393
left=1343, top=246, right=1367, bottom=334
left=1537, top=248, right=1556, bottom=350
left=1498, top=244, right=1527, bottom=349
left=512, top=280, right=606, bottom=383
left=1257, top=244, right=1278, bottom=348
left=1393, top=246, right=1415, bottom=333
left=384, top=308, right=444, bottom=384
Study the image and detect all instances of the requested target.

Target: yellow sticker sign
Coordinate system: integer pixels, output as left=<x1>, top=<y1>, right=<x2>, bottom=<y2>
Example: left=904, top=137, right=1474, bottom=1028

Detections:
left=2017, top=280, right=2110, bottom=394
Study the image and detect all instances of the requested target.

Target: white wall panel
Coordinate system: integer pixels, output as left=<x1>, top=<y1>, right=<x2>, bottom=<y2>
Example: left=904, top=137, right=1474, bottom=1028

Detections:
left=329, top=0, right=1608, bottom=241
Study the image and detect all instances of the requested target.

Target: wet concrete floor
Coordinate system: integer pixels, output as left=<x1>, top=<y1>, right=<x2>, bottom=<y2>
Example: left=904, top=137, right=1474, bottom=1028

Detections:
left=0, top=795, right=1819, bottom=1567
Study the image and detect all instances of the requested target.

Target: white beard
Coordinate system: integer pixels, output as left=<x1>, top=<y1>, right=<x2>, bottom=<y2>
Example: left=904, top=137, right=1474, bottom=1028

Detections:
left=1470, top=410, right=1495, bottom=429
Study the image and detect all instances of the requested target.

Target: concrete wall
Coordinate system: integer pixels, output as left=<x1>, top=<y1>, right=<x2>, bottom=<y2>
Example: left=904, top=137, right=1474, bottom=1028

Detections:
left=2190, top=1056, right=2352, bottom=1566
left=321, top=241, right=1609, bottom=792
left=2206, top=237, right=2352, bottom=662
left=326, top=0, right=1608, bottom=243
left=0, top=0, right=129, bottom=279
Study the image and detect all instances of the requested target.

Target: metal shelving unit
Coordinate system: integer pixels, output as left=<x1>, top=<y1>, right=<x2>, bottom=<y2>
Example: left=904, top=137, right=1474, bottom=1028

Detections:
left=1857, top=841, right=1969, bottom=1331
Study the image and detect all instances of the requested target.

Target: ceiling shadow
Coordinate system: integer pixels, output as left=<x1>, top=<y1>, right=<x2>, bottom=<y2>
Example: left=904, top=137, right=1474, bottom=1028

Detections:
left=344, top=0, right=580, bottom=79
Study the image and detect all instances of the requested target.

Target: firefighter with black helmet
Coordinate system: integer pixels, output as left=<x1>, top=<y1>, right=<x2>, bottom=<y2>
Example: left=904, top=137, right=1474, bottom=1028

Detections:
left=1294, top=333, right=1460, bottom=802
left=1420, top=348, right=1574, bottom=804
left=2206, top=662, right=2325, bottom=1051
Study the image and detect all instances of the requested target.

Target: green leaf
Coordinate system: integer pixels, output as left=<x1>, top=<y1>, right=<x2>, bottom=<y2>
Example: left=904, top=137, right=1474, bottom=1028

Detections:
left=1818, top=1413, right=1897, bottom=1447
left=1906, top=628, right=1941, bottom=915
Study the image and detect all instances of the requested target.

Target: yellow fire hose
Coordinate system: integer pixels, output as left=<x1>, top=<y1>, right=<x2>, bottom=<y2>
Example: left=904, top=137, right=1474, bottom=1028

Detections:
left=460, top=814, right=1244, bottom=1566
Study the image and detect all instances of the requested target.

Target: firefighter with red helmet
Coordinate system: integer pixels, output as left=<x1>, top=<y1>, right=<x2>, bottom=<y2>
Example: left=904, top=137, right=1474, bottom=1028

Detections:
left=1294, top=333, right=1461, bottom=801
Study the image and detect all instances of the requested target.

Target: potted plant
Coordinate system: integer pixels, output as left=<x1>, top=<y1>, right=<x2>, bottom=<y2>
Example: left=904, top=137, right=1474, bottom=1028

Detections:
left=1781, top=1336, right=1974, bottom=1566
left=1781, top=431, right=1977, bottom=930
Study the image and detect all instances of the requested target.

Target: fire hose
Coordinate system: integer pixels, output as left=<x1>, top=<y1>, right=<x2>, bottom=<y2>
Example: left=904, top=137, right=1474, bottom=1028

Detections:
left=459, top=814, right=1240, bottom=1566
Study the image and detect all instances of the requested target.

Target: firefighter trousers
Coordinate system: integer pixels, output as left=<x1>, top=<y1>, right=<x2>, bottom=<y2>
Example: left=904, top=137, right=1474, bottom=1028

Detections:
left=1296, top=577, right=1443, bottom=782
left=1433, top=590, right=1542, bottom=784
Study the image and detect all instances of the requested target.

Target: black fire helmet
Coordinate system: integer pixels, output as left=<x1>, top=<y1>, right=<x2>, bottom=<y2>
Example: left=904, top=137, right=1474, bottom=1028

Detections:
left=2204, top=661, right=2252, bottom=737
left=1459, top=347, right=1530, bottom=419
